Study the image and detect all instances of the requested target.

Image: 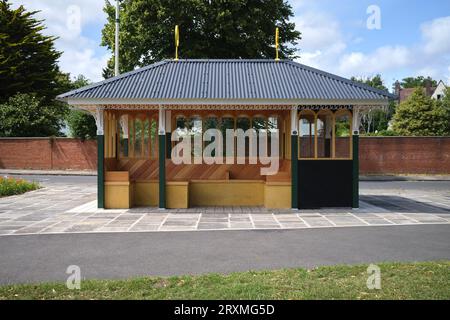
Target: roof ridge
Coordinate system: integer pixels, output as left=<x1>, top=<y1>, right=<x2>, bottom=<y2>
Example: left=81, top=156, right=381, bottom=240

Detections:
left=169, top=58, right=286, bottom=61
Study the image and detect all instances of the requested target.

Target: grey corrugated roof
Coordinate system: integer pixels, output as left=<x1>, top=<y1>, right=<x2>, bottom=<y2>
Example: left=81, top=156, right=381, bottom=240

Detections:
left=57, top=59, right=395, bottom=101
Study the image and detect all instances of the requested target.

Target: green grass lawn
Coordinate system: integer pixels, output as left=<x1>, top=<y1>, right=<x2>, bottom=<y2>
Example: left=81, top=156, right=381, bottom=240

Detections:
left=1, top=261, right=449, bottom=300
left=0, top=176, right=39, bottom=197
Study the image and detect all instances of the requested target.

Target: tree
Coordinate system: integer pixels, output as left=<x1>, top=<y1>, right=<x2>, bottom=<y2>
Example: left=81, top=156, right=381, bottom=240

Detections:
left=0, top=1, right=71, bottom=137
left=351, top=74, right=393, bottom=134
left=65, top=75, right=97, bottom=140
left=0, top=0, right=62, bottom=103
left=0, top=93, right=66, bottom=137
left=350, top=74, right=387, bottom=91
left=437, top=87, right=450, bottom=134
left=400, top=76, right=438, bottom=89
left=66, top=110, right=97, bottom=140
left=391, top=88, right=449, bottom=136
left=101, top=0, right=301, bottom=77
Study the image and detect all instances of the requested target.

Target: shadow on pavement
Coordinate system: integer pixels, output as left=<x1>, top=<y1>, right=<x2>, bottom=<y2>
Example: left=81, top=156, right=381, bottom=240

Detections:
left=360, top=195, right=450, bottom=214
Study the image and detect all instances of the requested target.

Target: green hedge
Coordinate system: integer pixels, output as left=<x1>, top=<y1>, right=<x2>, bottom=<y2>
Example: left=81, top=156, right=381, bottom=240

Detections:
left=0, top=177, right=40, bottom=197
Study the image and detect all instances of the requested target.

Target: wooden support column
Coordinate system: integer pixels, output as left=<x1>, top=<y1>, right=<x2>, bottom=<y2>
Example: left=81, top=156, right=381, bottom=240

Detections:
left=290, top=107, right=298, bottom=209
left=93, top=107, right=105, bottom=208
left=158, top=107, right=166, bottom=209
left=352, top=106, right=360, bottom=208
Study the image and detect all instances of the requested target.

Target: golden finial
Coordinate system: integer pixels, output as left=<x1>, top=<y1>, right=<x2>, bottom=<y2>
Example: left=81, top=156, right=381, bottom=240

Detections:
left=174, top=25, right=179, bottom=61
left=275, top=27, right=280, bottom=61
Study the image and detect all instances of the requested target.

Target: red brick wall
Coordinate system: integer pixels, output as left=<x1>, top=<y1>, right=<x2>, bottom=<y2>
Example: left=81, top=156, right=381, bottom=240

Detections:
left=0, top=137, right=449, bottom=174
left=0, top=138, right=97, bottom=170
left=359, top=137, right=450, bottom=174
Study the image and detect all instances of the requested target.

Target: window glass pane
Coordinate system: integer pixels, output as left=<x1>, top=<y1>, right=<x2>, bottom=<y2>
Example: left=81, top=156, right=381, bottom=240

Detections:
left=252, top=117, right=266, bottom=156
left=267, top=116, right=279, bottom=157
left=335, top=112, right=351, bottom=158
left=150, top=118, right=158, bottom=158
left=119, top=115, right=126, bottom=157
left=189, top=116, right=202, bottom=158
left=134, top=119, right=142, bottom=158
left=252, top=117, right=266, bottom=131
left=174, top=116, right=187, bottom=158
left=236, top=117, right=250, bottom=131
left=298, top=114, right=315, bottom=158
left=204, top=117, right=218, bottom=130
left=204, top=117, right=218, bottom=156
left=268, top=117, right=278, bottom=132
left=128, top=118, right=134, bottom=157
left=317, top=113, right=332, bottom=158
left=143, top=118, right=150, bottom=157
left=221, top=117, right=234, bottom=156
left=237, top=117, right=251, bottom=157
left=175, top=116, right=188, bottom=137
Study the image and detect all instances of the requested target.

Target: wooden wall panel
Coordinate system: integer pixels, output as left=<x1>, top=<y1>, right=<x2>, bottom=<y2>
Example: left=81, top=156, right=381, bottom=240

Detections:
left=113, top=158, right=291, bottom=181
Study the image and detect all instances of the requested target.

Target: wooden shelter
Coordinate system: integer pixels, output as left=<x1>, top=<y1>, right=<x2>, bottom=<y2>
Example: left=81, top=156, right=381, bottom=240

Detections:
left=57, top=59, right=394, bottom=209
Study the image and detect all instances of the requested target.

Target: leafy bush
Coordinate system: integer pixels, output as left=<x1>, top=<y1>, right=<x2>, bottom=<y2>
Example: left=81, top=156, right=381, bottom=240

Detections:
left=66, top=110, right=97, bottom=140
left=0, top=177, right=40, bottom=197
left=0, top=93, right=67, bottom=137
left=392, top=88, right=450, bottom=136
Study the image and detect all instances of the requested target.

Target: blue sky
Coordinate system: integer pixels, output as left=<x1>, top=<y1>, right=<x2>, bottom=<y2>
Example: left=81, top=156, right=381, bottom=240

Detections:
left=12, top=0, right=450, bottom=90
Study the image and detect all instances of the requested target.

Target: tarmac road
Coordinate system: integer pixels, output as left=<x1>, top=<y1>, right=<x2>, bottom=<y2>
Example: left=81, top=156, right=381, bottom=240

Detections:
left=0, top=224, right=449, bottom=285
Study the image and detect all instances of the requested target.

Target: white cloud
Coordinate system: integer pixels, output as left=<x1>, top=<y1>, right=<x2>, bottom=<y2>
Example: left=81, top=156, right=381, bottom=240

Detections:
left=291, top=6, right=450, bottom=88
left=9, top=1, right=450, bottom=87
left=291, top=10, right=346, bottom=71
left=11, top=0, right=109, bottom=82
left=446, top=66, right=450, bottom=85
left=338, top=45, right=412, bottom=77
left=337, top=16, right=450, bottom=83
left=421, top=16, right=450, bottom=55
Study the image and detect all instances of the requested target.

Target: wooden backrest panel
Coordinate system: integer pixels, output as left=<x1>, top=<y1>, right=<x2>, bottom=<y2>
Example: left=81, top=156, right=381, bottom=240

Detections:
left=115, top=158, right=291, bottom=181
left=105, top=171, right=130, bottom=182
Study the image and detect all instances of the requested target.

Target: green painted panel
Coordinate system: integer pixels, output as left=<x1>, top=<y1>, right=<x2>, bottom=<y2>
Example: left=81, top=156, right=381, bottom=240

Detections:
left=352, top=135, right=359, bottom=208
left=291, top=134, right=298, bottom=209
left=97, top=135, right=104, bottom=208
left=159, top=134, right=166, bottom=208
left=166, top=133, right=172, bottom=159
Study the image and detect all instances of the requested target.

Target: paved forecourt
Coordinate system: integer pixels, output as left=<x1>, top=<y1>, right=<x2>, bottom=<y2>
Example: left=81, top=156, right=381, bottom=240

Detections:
left=0, top=196, right=449, bottom=235
left=0, top=176, right=449, bottom=235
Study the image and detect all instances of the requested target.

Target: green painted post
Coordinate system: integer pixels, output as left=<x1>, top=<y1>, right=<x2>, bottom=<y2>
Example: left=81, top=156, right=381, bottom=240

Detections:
left=291, top=134, right=298, bottom=209
left=166, top=132, right=172, bottom=159
left=159, top=134, right=166, bottom=208
left=97, top=134, right=105, bottom=208
left=352, top=134, right=359, bottom=208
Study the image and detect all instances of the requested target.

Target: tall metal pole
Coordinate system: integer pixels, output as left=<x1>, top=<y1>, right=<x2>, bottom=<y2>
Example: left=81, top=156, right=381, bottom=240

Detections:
left=114, top=0, right=120, bottom=76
